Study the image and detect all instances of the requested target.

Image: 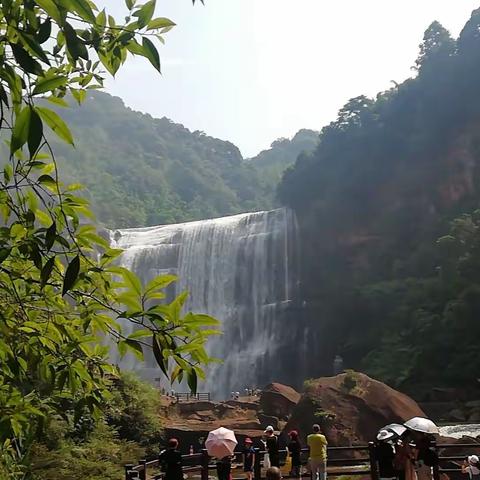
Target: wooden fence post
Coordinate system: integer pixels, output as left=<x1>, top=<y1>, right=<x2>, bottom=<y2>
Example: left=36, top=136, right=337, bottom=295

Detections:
left=432, top=439, right=440, bottom=480
left=139, top=459, right=147, bottom=480
left=368, top=442, right=379, bottom=480
left=125, top=464, right=135, bottom=480
left=254, top=447, right=262, bottom=480
left=201, top=448, right=210, bottom=480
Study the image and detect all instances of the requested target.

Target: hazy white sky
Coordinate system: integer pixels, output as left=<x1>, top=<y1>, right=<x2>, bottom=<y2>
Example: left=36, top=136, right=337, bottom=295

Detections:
left=101, top=1, right=479, bottom=157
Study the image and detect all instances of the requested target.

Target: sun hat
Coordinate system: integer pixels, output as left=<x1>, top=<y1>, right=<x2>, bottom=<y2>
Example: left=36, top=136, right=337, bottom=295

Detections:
left=469, top=455, right=479, bottom=465
left=265, top=426, right=274, bottom=433
left=245, top=437, right=253, bottom=444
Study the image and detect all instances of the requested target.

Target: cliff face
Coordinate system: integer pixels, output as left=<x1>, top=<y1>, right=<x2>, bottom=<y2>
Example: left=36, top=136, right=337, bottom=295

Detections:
left=298, top=124, right=480, bottom=292
left=287, top=121, right=480, bottom=384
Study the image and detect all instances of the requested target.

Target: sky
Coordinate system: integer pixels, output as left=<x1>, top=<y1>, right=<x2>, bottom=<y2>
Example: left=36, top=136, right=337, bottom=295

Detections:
left=100, top=1, right=480, bottom=157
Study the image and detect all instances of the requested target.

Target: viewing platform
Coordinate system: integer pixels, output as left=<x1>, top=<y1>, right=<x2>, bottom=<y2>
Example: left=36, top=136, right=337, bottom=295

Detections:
left=124, top=441, right=480, bottom=480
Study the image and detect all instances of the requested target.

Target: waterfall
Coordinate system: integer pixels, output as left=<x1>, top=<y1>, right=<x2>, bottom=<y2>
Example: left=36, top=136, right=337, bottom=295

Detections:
left=111, top=208, right=299, bottom=398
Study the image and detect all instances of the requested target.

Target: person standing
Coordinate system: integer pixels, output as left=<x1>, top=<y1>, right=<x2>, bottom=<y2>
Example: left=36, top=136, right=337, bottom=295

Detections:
left=243, top=437, right=255, bottom=480
left=265, top=426, right=280, bottom=468
left=462, top=455, right=480, bottom=480
left=287, top=430, right=302, bottom=477
left=159, top=438, right=183, bottom=480
left=375, top=431, right=397, bottom=480
left=216, top=455, right=232, bottom=480
left=413, top=433, right=436, bottom=480
left=394, top=432, right=417, bottom=480
left=307, top=424, right=328, bottom=480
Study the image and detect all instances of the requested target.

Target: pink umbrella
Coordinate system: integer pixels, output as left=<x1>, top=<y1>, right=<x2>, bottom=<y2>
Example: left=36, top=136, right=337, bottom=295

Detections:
left=205, top=427, right=237, bottom=458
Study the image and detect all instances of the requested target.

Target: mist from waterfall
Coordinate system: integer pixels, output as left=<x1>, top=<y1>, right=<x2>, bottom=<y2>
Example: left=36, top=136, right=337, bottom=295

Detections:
left=111, top=208, right=299, bottom=398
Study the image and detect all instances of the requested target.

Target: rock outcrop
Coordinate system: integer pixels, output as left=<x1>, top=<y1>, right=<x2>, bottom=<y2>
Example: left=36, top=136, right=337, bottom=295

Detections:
left=284, top=371, right=425, bottom=446
left=260, top=383, right=301, bottom=419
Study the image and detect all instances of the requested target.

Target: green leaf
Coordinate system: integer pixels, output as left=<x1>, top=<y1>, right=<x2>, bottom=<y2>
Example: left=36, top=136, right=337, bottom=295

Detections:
left=125, top=0, right=136, bottom=9
left=46, top=96, right=69, bottom=107
left=64, top=22, right=89, bottom=61
left=41, top=256, right=55, bottom=287
left=96, top=9, right=106, bottom=28
left=32, top=76, right=67, bottom=95
left=34, top=0, right=62, bottom=23
left=142, top=37, right=160, bottom=72
left=62, top=255, right=80, bottom=295
left=45, top=221, right=56, bottom=251
left=28, top=108, right=43, bottom=157
left=147, top=17, right=176, bottom=30
left=128, top=329, right=151, bottom=340
left=37, top=18, right=52, bottom=44
left=36, top=107, right=74, bottom=145
left=171, top=365, right=182, bottom=384
left=10, top=43, right=42, bottom=75
left=0, top=248, right=11, bottom=264
left=152, top=334, right=168, bottom=377
left=69, top=0, right=96, bottom=23
left=119, top=267, right=142, bottom=296
left=70, top=88, right=86, bottom=105
left=4, top=164, right=12, bottom=184
left=187, top=368, right=197, bottom=394
left=133, top=0, right=155, bottom=28
left=116, top=292, right=141, bottom=312
left=126, top=38, right=144, bottom=56
left=19, top=32, right=50, bottom=64
left=125, top=339, right=143, bottom=360
left=144, top=274, right=177, bottom=296
left=38, top=174, right=56, bottom=186
left=11, top=106, right=31, bottom=154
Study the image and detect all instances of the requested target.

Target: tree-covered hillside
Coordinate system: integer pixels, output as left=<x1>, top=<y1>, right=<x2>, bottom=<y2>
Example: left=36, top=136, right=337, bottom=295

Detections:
left=54, top=92, right=316, bottom=228
left=54, top=91, right=266, bottom=227
left=249, top=129, right=319, bottom=205
left=278, top=9, right=480, bottom=394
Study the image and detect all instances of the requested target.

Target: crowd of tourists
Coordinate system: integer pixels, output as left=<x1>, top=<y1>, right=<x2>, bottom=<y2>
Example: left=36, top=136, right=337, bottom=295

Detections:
left=158, top=420, right=478, bottom=480
left=158, top=424, right=327, bottom=480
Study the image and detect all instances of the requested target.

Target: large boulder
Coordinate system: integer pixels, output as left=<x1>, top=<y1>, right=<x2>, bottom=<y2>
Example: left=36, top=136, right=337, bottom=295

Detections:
left=260, top=382, right=301, bottom=419
left=284, top=371, right=425, bottom=446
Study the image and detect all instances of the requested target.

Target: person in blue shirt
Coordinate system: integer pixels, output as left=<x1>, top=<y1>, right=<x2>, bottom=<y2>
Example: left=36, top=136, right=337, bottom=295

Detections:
left=243, top=437, right=255, bottom=480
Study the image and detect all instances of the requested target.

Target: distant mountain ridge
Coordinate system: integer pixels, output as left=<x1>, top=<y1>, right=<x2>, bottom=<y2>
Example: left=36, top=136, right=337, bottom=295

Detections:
left=54, top=91, right=317, bottom=228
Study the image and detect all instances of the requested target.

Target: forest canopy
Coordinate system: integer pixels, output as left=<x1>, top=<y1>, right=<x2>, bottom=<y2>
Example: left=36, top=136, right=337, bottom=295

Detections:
left=278, top=8, right=480, bottom=392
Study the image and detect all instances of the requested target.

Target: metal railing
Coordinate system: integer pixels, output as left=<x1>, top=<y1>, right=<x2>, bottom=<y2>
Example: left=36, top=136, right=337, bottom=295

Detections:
left=174, top=393, right=211, bottom=402
left=124, top=440, right=480, bottom=480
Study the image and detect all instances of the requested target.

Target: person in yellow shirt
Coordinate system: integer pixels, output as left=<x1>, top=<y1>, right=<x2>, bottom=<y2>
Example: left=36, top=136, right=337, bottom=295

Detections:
left=307, top=424, right=328, bottom=480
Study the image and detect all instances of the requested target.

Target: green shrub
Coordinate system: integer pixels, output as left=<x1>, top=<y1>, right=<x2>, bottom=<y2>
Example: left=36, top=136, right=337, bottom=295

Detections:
left=31, top=421, right=144, bottom=480
left=105, top=372, right=164, bottom=454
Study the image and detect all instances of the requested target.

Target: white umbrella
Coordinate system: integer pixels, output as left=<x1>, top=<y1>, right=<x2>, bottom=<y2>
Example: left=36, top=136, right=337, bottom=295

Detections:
left=404, top=417, right=439, bottom=435
left=383, top=423, right=407, bottom=437
left=377, top=429, right=395, bottom=441
left=206, top=427, right=238, bottom=458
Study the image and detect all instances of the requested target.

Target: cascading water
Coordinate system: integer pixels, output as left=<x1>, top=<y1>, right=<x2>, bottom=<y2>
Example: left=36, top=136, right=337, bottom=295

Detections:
left=110, top=208, right=300, bottom=398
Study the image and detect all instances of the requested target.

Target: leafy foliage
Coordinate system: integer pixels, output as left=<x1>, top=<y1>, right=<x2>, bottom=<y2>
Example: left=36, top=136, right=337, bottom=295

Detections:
left=0, top=0, right=217, bottom=476
left=278, top=10, right=480, bottom=392
left=47, top=91, right=272, bottom=227
left=39, top=93, right=318, bottom=229
left=31, top=373, right=165, bottom=480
